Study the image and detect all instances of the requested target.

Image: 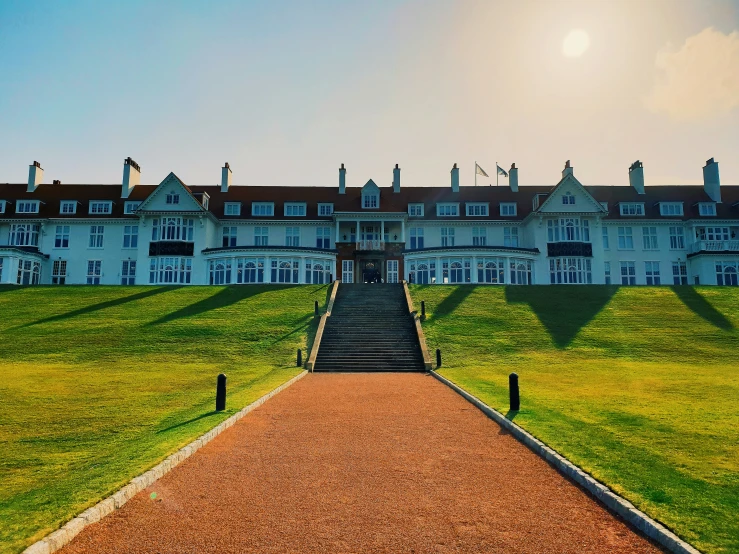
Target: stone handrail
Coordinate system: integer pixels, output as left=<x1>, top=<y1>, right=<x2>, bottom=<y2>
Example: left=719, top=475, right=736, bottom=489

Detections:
left=689, top=239, right=739, bottom=254
left=402, top=280, right=433, bottom=371
left=306, top=279, right=340, bottom=372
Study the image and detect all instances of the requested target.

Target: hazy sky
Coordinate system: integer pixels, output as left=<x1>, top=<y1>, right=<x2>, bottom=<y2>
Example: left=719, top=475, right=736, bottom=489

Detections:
left=1, top=0, right=738, bottom=189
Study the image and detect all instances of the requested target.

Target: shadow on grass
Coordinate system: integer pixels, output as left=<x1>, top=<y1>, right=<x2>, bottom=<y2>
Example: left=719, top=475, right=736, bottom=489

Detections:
left=505, top=285, right=617, bottom=348
left=428, top=285, right=475, bottom=321
left=157, top=411, right=220, bottom=434
left=505, top=410, right=518, bottom=421
left=670, top=286, right=733, bottom=331
left=271, top=314, right=313, bottom=345
left=14, top=287, right=182, bottom=329
left=148, top=285, right=297, bottom=325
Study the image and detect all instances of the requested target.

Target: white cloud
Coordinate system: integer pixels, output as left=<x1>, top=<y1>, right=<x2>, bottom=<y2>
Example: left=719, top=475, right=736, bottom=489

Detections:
left=645, top=27, right=739, bottom=121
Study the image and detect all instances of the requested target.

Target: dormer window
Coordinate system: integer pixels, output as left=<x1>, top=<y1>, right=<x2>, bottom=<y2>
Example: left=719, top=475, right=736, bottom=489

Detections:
left=562, top=192, right=575, bottom=205
left=408, top=203, right=424, bottom=217
left=124, top=201, right=140, bottom=214
left=659, top=202, right=683, bottom=216
left=500, top=203, right=517, bottom=216
left=89, top=201, right=112, bottom=215
left=363, top=193, right=379, bottom=209
left=60, top=201, right=77, bottom=215
left=166, top=193, right=180, bottom=205
left=16, top=200, right=40, bottom=214
left=0, top=200, right=5, bottom=214
left=436, top=203, right=459, bottom=217
left=318, top=203, right=334, bottom=216
left=224, top=202, right=242, bottom=216
left=619, top=203, right=644, bottom=216
left=284, top=202, right=306, bottom=217
left=600, top=202, right=609, bottom=211
left=252, top=202, right=274, bottom=217
left=698, top=203, right=717, bottom=216
left=466, top=203, right=489, bottom=216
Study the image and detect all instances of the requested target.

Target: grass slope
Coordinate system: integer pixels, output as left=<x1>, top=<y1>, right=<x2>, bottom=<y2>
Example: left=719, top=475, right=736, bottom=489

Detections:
left=411, top=285, right=739, bottom=554
left=0, top=284, right=329, bottom=554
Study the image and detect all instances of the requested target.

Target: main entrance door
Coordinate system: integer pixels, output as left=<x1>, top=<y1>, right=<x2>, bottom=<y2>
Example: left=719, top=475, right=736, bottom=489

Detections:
left=361, top=260, right=382, bottom=283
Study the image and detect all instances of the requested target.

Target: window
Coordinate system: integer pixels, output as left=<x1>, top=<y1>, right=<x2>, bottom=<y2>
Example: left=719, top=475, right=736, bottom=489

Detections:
left=604, top=261, right=611, bottom=285
left=16, top=201, right=40, bottom=214
left=659, top=202, right=683, bottom=216
left=549, top=258, right=592, bottom=284
left=441, top=227, right=455, bottom=247
left=165, top=193, right=180, bottom=205
left=645, top=261, right=661, bottom=285
left=0, top=200, right=5, bottom=213
left=316, top=227, right=331, bottom=249
left=89, top=201, right=112, bottom=214
left=363, top=194, right=379, bottom=209
left=617, top=227, right=633, bottom=249
left=440, top=258, right=471, bottom=284
left=224, top=202, right=241, bottom=216
left=642, top=227, right=658, bottom=250
left=672, top=262, right=688, bottom=285
left=715, top=261, right=738, bottom=286
left=669, top=227, right=685, bottom=249
left=697, top=227, right=730, bottom=241
left=60, top=201, right=76, bottom=214
left=699, top=203, right=717, bottom=216
left=284, top=203, right=306, bottom=217
left=547, top=218, right=589, bottom=242
left=620, top=203, right=644, bottom=216
left=318, top=203, right=334, bottom=216
left=9, top=224, right=40, bottom=247
left=86, top=260, right=102, bottom=285
left=500, top=203, right=517, bottom=216
left=222, top=226, right=237, bottom=248
left=149, top=257, right=192, bottom=284
left=52, top=260, right=67, bottom=285
left=436, top=203, right=459, bottom=217
left=123, top=225, right=138, bottom=248
left=466, top=203, right=489, bottom=217
left=124, top=201, right=140, bottom=214
left=285, top=227, right=300, bottom=247
left=305, top=259, right=333, bottom=284
left=236, top=258, right=265, bottom=283
left=410, top=228, right=424, bottom=249
left=271, top=258, right=301, bottom=283
left=620, top=261, right=636, bottom=285
left=121, top=260, right=136, bottom=285
left=472, top=227, right=487, bottom=246
left=209, top=259, right=233, bottom=285
left=151, top=217, right=194, bottom=241
left=17, top=260, right=41, bottom=285
left=562, top=192, right=576, bottom=205
left=88, top=225, right=104, bottom=248
left=602, top=226, right=610, bottom=249
left=201, top=195, right=209, bottom=210
left=252, top=202, right=275, bottom=216
left=510, top=259, right=533, bottom=285
left=254, top=226, right=269, bottom=246
left=54, top=225, right=70, bottom=248
left=504, top=227, right=519, bottom=247
left=0, top=257, right=3, bottom=282
left=477, top=258, right=505, bottom=284
left=409, top=259, right=435, bottom=285
left=408, top=203, right=424, bottom=217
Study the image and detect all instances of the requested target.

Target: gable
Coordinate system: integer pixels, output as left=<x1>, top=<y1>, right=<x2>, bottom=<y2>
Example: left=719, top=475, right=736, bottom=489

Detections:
left=137, top=173, right=205, bottom=212
left=537, top=174, right=606, bottom=214
left=361, top=179, right=380, bottom=193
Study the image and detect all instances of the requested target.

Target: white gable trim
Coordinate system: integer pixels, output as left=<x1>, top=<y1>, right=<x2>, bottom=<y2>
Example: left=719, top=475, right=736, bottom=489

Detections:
left=536, top=174, right=607, bottom=214
left=137, top=172, right=206, bottom=213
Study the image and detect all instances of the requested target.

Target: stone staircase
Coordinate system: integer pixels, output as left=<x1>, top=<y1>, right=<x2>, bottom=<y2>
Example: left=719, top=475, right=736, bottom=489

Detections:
left=313, top=283, right=426, bottom=372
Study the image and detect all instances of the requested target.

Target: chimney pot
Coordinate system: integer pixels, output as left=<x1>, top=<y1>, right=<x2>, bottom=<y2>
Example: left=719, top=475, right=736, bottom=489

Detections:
left=52, top=179, right=61, bottom=185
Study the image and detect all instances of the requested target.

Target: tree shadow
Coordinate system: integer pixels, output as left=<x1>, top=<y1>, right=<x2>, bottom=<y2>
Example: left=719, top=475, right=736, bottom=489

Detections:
left=14, top=287, right=182, bottom=329
left=148, top=285, right=295, bottom=325
left=505, top=285, right=617, bottom=348
left=670, top=286, right=733, bottom=331
left=270, top=314, right=314, bottom=345
left=156, top=411, right=220, bottom=434
left=428, top=285, right=476, bottom=321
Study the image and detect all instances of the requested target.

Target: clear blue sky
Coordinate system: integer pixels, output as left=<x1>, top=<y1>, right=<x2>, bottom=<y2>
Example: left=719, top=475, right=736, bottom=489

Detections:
left=1, top=0, right=738, bottom=188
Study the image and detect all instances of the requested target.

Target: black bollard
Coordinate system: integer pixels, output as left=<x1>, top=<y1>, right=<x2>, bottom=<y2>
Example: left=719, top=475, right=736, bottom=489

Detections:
left=509, top=372, right=520, bottom=411
left=216, top=373, right=227, bottom=412
left=436, top=348, right=442, bottom=368
left=297, top=348, right=302, bottom=367
left=314, top=300, right=319, bottom=316
left=421, top=301, right=426, bottom=319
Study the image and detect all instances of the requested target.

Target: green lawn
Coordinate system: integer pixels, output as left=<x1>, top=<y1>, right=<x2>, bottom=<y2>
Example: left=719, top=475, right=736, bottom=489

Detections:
left=411, top=285, right=739, bottom=554
left=0, top=284, right=328, bottom=554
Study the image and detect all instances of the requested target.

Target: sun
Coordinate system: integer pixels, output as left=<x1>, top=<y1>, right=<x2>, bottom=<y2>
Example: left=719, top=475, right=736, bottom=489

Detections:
left=562, top=29, right=590, bottom=58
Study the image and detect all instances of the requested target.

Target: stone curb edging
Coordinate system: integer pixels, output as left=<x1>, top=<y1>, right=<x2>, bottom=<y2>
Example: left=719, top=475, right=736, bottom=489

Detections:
left=306, top=280, right=340, bottom=372
left=429, top=370, right=702, bottom=554
left=401, top=281, right=433, bottom=370
left=21, top=370, right=310, bottom=554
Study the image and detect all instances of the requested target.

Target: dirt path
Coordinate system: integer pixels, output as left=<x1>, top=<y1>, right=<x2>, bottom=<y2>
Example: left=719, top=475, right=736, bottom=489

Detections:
left=60, top=373, right=662, bottom=553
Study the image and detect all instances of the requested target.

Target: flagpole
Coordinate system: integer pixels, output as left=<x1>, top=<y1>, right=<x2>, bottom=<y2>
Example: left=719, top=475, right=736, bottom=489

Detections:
left=475, top=161, right=477, bottom=187
left=496, top=162, right=498, bottom=187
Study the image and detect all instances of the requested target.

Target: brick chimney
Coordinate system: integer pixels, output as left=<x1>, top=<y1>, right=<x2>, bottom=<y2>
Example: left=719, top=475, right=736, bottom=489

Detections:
left=393, top=164, right=400, bottom=193
left=509, top=163, right=518, bottom=192
left=451, top=163, right=459, bottom=192
left=703, top=158, right=721, bottom=203
left=221, top=162, right=232, bottom=193
left=628, top=160, right=645, bottom=195
left=122, top=157, right=141, bottom=199
left=27, top=161, right=44, bottom=192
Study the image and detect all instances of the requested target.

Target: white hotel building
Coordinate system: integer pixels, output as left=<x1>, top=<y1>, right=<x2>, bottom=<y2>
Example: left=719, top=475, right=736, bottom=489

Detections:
left=1, top=158, right=737, bottom=287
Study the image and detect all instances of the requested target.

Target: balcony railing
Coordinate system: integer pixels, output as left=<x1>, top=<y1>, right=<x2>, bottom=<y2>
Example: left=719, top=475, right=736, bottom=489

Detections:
left=356, top=240, right=385, bottom=250
left=690, top=240, right=739, bottom=254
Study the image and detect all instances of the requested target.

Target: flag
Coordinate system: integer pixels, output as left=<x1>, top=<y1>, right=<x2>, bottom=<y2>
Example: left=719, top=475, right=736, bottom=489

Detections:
left=475, top=163, right=489, bottom=177
left=497, top=164, right=509, bottom=178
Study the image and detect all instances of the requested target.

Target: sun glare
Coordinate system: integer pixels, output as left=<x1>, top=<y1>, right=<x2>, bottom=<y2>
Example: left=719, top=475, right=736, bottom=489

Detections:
left=562, top=29, right=590, bottom=58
